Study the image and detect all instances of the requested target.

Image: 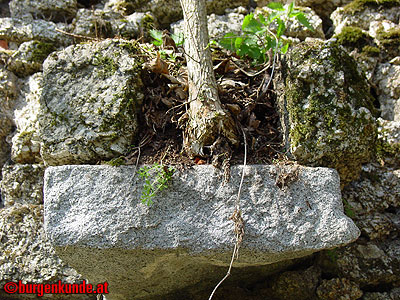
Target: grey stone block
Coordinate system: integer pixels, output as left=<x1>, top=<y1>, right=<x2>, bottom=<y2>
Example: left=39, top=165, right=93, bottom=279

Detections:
left=44, top=164, right=360, bottom=299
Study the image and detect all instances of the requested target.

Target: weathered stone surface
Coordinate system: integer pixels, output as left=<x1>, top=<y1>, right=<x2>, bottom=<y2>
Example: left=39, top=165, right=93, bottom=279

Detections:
left=375, top=63, right=400, bottom=121
left=0, top=68, right=18, bottom=170
left=105, top=0, right=248, bottom=27
left=368, top=20, right=400, bottom=60
left=342, top=164, right=400, bottom=240
left=44, top=164, right=359, bottom=299
left=316, top=278, right=363, bottom=300
left=72, top=8, right=152, bottom=40
left=318, top=240, right=400, bottom=287
left=255, top=6, right=324, bottom=40
left=0, top=204, right=92, bottom=300
left=9, top=0, right=77, bottom=23
left=0, top=17, right=73, bottom=46
left=331, top=1, right=400, bottom=35
left=6, top=40, right=56, bottom=77
left=0, top=164, right=44, bottom=207
left=275, top=40, right=378, bottom=185
left=268, top=266, right=321, bottom=300
left=38, top=39, right=143, bottom=165
left=171, top=7, right=246, bottom=41
left=11, top=73, right=43, bottom=163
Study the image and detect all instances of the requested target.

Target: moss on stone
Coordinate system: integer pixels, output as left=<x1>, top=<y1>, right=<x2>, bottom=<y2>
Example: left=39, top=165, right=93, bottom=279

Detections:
left=104, top=157, right=126, bottom=166
left=92, top=54, right=119, bottom=78
left=376, top=27, right=400, bottom=47
left=343, top=0, right=400, bottom=14
left=333, top=26, right=372, bottom=50
left=361, top=45, right=381, bottom=56
left=29, top=41, right=56, bottom=63
left=279, top=42, right=378, bottom=184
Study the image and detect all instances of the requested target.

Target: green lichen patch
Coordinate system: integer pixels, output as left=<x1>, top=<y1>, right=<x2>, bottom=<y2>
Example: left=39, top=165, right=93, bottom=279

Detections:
left=38, top=39, right=144, bottom=165
left=104, top=157, right=126, bottom=166
left=92, top=54, right=119, bottom=78
left=343, top=0, right=400, bottom=14
left=361, top=45, right=381, bottom=57
left=333, top=26, right=373, bottom=50
left=29, top=40, right=57, bottom=63
left=277, top=41, right=378, bottom=185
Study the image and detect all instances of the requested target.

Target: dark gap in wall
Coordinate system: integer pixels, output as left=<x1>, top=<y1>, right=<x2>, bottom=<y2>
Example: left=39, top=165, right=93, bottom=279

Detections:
left=77, top=0, right=102, bottom=9
left=0, top=0, right=10, bottom=17
left=362, top=282, right=395, bottom=293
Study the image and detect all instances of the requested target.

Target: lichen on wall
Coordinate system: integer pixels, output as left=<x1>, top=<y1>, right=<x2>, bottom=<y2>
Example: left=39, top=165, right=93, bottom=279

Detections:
left=275, top=40, right=378, bottom=185
left=38, top=39, right=144, bottom=166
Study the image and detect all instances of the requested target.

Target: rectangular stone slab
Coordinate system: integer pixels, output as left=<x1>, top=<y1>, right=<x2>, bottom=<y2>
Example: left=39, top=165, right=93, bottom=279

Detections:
left=44, top=165, right=360, bottom=299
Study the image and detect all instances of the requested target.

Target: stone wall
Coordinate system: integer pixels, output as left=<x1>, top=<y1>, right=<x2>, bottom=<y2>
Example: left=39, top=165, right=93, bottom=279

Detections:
left=0, top=0, right=399, bottom=299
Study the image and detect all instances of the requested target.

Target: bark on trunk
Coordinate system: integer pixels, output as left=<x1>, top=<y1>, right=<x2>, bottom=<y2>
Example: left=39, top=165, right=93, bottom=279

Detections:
left=180, top=0, right=238, bottom=157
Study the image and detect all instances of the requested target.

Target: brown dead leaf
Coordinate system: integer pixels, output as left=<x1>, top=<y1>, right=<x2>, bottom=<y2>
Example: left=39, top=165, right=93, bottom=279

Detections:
left=144, top=52, right=169, bottom=75
left=249, top=112, right=260, bottom=130
left=226, top=104, right=241, bottom=116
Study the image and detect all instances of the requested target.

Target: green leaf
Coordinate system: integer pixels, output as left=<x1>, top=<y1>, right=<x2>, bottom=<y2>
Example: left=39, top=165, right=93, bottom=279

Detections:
left=219, top=33, right=237, bottom=52
left=149, top=29, right=163, bottom=46
left=267, top=2, right=284, bottom=10
left=286, top=2, right=294, bottom=16
left=242, top=14, right=262, bottom=34
left=171, top=32, right=184, bottom=46
left=258, top=14, right=267, bottom=25
left=266, top=11, right=285, bottom=25
left=276, top=18, right=286, bottom=38
left=296, top=13, right=314, bottom=31
left=281, top=42, right=289, bottom=54
left=235, top=36, right=244, bottom=50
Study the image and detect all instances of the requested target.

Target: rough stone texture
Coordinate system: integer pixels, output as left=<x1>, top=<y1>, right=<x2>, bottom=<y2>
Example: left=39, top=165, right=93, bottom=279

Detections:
left=318, top=240, right=400, bottom=287
left=6, top=40, right=56, bottom=77
left=379, top=118, right=400, bottom=145
left=268, top=266, right=321, bottom=300
left=255, top=6, right=325, bottom=40
left=274, top=40, right=378, bottom=185
left=44, top=164, right=359, bottom=300
left=0, top=204, right=94, bottom=300
left=171, top=7, right=246, bottom=41
left=331, top=2, right=400, bottom=35
left=72, top=8, right=151, bottom=40
left=38, top=39, right=143, bottom=165
left=316, top=164, right=400, bottom=290
left=0, top=164, right=44, bottom=207
left=9, top=0, right=77, bottom=23
left=0, top=17, right=73, bottom=46
left=316, top=278, right=363, bottom=300
left=0, top=68, right=18, bottom=170
left=374, top=63, right=400, bottom=121
left=104, top=0, right=249, bottom=27
left=342, top=164, right=400, bottom=240
left=11, top=73, right=43, bottom=163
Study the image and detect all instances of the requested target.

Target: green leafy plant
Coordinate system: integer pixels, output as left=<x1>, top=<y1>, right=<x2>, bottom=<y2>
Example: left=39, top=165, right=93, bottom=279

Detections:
left=219, top=1, right=313, bottom=64
left=149, top=29, right=184, bottom=47
left=138, top=163, right=174, bottom=206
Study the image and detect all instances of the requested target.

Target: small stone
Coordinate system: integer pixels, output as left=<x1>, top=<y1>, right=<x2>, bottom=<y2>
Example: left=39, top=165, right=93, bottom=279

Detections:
left=316, top=278, right=363, bottom=300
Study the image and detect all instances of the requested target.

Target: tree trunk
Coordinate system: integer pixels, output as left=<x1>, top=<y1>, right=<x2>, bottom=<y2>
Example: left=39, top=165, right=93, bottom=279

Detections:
left=180, top=0, right=238, bottom=157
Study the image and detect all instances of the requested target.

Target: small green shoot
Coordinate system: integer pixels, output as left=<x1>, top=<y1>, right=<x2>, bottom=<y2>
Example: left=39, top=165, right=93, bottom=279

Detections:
left=218, top=1, right=313, bottom=64
left=138, top=163, right=174, bottom=206
left=149, top=29, right=163, bottom=46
